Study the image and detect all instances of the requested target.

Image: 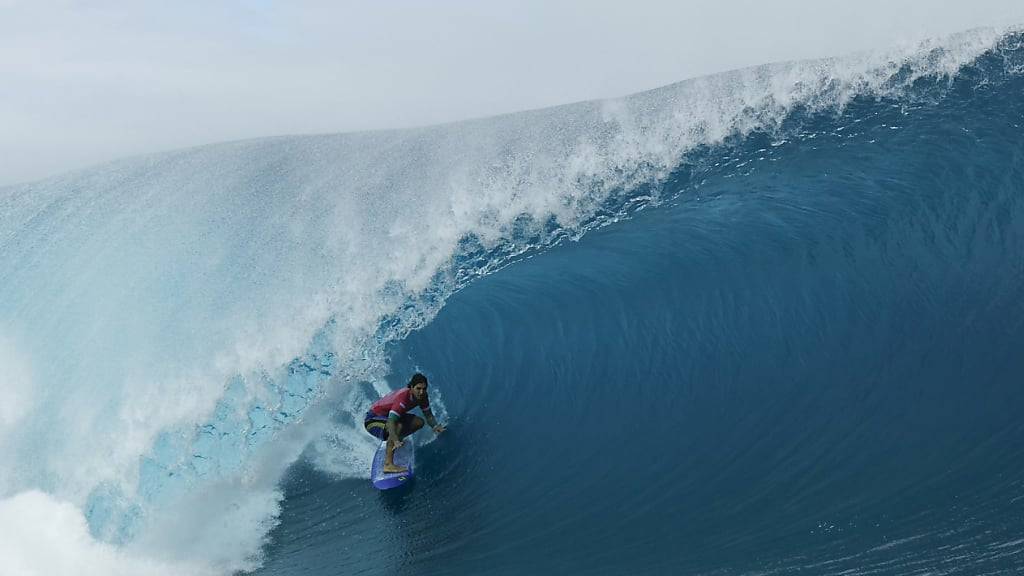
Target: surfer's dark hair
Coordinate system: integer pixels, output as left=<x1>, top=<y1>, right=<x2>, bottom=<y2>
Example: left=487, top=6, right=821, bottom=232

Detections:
left=408, top=373, right=428, bottom=388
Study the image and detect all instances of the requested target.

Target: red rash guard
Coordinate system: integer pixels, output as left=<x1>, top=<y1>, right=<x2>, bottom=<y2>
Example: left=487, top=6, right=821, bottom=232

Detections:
left=370, top=388, right=430, bottom=419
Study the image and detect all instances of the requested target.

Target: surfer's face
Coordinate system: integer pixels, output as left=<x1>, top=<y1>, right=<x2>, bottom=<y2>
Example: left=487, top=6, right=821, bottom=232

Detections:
left=411, top=382, right=428, bottom=401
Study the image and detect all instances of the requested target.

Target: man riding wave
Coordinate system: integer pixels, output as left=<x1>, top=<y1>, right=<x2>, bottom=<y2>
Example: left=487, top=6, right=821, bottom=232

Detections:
left=364, top=372, right=445, bottom=473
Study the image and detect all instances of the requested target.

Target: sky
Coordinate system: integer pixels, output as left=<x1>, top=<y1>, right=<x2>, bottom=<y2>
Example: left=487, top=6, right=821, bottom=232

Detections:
left=1, top=0, right=1023, bottom=186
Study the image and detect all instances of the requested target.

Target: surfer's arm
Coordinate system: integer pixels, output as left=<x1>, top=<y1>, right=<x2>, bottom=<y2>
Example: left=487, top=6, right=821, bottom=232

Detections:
left=423, top=408, right=444, bottom=433
left=386, top=412, right=403, bottom=445
left=423, top=408, right=438, bottom=428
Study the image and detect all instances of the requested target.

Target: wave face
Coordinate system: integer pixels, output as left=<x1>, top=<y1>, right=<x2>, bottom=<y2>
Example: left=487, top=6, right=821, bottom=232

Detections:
left=2, top=28, right=1023, bottom=576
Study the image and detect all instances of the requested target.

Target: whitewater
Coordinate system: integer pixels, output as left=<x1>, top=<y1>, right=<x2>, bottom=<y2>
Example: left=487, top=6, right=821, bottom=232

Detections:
left=2, top=27, right=1023, bottom=575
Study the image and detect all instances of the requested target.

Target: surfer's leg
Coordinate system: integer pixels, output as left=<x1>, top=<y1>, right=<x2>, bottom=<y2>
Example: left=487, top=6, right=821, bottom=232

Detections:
left=384, top=423, right=409, bottom=473
left=385, top=436, right=398, bottom=467
left=385, top=422, right=402, bottom=460
left=364, top=412, right=387, bottom=440
left=400, top=415, right=424, bottom=439
left=393, top=414, right=420, bottom=439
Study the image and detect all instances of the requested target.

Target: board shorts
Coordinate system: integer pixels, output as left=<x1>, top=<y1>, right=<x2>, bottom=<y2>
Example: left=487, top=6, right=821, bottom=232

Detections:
left=364, top=410, right=418, bottom=441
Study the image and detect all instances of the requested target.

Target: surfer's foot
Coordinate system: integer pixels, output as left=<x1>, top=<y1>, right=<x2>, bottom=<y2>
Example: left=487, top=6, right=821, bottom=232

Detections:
left=383, top=464, right=408, bottom=474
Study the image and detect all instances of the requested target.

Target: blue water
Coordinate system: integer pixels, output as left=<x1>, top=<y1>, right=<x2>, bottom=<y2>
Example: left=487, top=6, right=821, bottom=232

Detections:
left=253, top=36, right=1024, bottom=575
left=1, top=29, right=1023, bottom=576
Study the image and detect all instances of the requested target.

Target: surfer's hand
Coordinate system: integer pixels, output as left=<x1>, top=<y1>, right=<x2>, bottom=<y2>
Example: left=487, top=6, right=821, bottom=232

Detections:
left=433, top=425, right=446, bottom=434
left=393, top=439, right=404, bottom=450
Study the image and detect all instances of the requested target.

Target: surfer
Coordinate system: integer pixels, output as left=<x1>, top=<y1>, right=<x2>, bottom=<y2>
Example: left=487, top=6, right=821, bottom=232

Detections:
left=364, top=373, right=446, bottom=473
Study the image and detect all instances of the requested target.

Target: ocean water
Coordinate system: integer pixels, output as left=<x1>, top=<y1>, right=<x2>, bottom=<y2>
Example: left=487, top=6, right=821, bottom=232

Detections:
left=1, top=28, right=1023, bottom=576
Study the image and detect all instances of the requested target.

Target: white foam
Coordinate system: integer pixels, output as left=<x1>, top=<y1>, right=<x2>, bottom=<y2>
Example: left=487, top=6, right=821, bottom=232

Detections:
left=0, top=331, right=33, bottom=438
left=0, top=491, right=217, bottom=576
left=127, top=485, right=283, bottom=574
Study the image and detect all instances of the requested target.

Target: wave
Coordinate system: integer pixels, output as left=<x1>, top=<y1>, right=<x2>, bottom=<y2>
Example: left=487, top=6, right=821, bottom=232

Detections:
left=0, top=26, right=1021, bottom=575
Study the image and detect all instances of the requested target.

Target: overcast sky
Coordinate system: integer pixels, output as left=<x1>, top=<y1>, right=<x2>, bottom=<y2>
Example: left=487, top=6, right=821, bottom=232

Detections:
left=2, top=1, right=1022, bottom=186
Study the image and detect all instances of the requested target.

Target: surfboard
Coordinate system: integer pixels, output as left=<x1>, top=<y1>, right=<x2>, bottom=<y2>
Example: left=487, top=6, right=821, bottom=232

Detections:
left=371, top=437, right=415, bottom=490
